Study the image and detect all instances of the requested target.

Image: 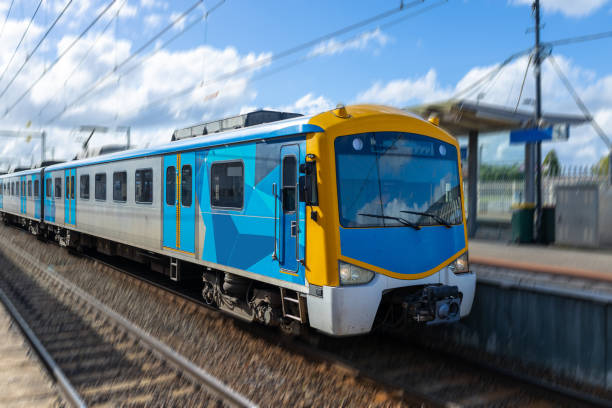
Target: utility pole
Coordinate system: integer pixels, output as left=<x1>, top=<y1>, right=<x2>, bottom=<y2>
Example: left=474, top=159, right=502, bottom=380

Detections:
left=533, top=0, right=543, bottom=242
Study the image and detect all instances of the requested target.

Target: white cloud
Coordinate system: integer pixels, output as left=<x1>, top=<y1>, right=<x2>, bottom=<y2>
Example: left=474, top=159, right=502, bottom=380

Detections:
left=140, top=0, right=168, bottom=9
left=309, top=28, right=390, bottom=57
left=275, top=93, right=334, bottom=116
left=352, top=55, right=612, bottom=166
left=144, top=13, right=163, bottom=29
left=355, top=69, right=453, bottom=106
left=510, top=0, right=609, bottom=17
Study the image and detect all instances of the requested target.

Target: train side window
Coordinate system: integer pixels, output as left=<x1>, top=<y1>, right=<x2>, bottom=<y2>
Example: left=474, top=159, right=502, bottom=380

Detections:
left=210, top=161, right=244, bottom=209
left=113, top=172, right=127, bottom=202
left=135, top=168, right=153, bottom=204
left=65, top=176, right=70, bottom=199
left=46, top=179, right=52, bottom=198
left=28, top=180, right=32, bottom=197
left=80, top=175, right=89, bottom=199
left=181, top=165, right=192, bottom=207
left=11, top=182, right=14, bottom=196
left=282, top=156, right=297, bottom=213
left=34, top=180, right=39, bottom=198
left=0, top=181, right=2, bottom=196
left=54, top=178, right=62, bottom=199
left=95, top=173, right=106, bottom=201
left=71, top=175, right=75, bottom=199
left=166, top=166, right=175, bottom=206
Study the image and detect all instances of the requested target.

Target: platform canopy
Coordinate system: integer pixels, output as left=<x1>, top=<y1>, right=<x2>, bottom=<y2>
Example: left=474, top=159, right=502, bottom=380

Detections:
left=405, top=99, right=589, bottom=137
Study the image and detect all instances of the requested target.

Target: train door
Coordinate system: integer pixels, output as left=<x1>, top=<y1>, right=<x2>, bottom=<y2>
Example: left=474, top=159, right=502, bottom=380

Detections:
left=20, top=176, right=26, bottom=214
left=279, top=145, right=300, bottom=272
left=33, top=174, right=40, bottom=219
left=44, top=172, right=55, bottom=222
left=163, top=153, right=195, bottom=255
left=64, top=169, right=76, bottom=225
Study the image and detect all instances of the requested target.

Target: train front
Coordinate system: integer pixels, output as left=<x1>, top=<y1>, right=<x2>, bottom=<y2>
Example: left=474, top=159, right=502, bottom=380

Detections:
left=305, top=105, right=475, bottom=336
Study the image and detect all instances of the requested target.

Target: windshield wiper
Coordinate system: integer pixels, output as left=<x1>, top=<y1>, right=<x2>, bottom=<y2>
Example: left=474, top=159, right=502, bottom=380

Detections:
left=358, top=213, right=421, bottom=230
left=400, top=210, right=452, bottom=228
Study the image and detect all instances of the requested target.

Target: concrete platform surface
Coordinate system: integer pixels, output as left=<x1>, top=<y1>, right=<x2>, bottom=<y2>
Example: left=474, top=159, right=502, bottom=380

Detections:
left=0, top=303, right=61, bottom=408
left=470, top=239, right=612, bottom=278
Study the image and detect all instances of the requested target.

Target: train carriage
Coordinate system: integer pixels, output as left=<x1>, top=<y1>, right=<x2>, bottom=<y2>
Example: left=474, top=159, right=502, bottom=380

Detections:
left=0, top=105, right=475, bottom=336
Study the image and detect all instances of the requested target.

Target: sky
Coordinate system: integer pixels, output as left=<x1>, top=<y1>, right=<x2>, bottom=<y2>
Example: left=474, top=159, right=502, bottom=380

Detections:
left=0, top=0, right=611, bottom=169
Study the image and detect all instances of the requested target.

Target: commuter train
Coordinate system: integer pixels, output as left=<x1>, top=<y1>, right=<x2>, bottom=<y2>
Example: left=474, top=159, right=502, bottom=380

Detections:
left=0, top=105, right=475, bottom=336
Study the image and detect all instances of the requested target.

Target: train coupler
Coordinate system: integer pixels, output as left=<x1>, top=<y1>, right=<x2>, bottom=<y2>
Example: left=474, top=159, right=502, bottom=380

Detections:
left=399, top=285, right=462, bottom=325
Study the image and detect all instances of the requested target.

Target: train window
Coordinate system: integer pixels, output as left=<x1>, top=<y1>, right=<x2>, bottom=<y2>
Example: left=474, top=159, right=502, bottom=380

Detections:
left=21, top=181, right=24, bottom=196
left=0, top=181, right=2, bottom=196
left=65, top=176, right=69, bottom=199
left=80, top=175, right=89, bottom=199
left=46, top=179, right=52, bottom=198
left=34, top=180, right=39, bottom=198
left=135, top=168, right=153, bottom=204
left=28, top=180, right=32, bottom=197
left=11, top=182, right=14, bottom=196
left=282, top=156, right=297, bottom=213
left=55, top=178, right=62, bottom=199
left=95, top=173, right=106, bottom=201
left=181, top=165, right=192, bottom=207
left=210, top=161, right=243, bottom=209
left=113, top=171, right=127, bottom=202
left=166, top=166, right=175, bottom=206
left=71, top=176, right=75, bottom=199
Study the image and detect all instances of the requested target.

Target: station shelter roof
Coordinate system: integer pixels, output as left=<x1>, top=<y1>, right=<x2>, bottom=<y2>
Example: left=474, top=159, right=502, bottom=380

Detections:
left=405, top=99, right=589, bottom=137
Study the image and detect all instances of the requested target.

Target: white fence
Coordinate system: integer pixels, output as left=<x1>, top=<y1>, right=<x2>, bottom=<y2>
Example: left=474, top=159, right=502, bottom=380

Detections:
left=465, top=166, right=608, bottom=220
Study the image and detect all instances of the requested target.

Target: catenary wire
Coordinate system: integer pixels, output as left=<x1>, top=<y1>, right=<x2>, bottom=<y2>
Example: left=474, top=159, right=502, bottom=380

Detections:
left=546, top=29, right=612, bottom=48
left=514, top=53, right=532, bottom=113
left=44, top=0, right=208, bottom=125
left=77, top=0, right=227, bottom=109
left=548, top=54, right=611, bottom=148
left=36, top=0, right=125, bottom=120
left=0, top=0, right=75, bottom=102
left=3, top=0, right=118, bottom=118
left=0, top=0, right=15, bottom=42
left=0, top=0, right=44, bottom=86
left=108, top=0, right=435, bottom=122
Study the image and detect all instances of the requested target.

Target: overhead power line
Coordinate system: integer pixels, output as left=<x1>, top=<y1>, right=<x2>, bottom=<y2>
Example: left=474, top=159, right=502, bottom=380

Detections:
left=0, top=0, right=44, bottom=86
left=81, top=0, right=226, bottom=106
left=449, top=47, right=533, bottom=101
left=0, top=0, right=15, bottom=41
left=108, top=0, right=435, bottom=121
left=548, top=55, right=611, bottom=149
left=3, top=0, right=118, bottom=118
left=546, top=29, right=612, bottom=48
left=0, top=0, right=74, bottom=100
left=45, top=0, right=208, bottom=124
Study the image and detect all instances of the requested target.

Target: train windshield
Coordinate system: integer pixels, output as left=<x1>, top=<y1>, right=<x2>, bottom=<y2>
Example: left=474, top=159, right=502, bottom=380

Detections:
left=335, top=132, right=463, bottom=228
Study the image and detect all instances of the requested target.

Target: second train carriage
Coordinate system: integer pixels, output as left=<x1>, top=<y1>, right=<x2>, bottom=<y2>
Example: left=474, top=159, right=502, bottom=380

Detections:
left=0, top=105, right=475, bottom=336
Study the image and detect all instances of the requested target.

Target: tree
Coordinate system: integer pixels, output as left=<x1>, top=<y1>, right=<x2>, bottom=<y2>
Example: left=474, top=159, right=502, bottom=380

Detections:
left=543, top=149, right=560, bottom=177
left=594, top=154, right=610, bottom=177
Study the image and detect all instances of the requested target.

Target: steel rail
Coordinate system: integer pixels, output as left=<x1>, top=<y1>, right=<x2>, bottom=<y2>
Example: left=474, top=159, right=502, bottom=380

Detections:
left=0, top=287, right=86, bottom=408
left=80, top=249, right=612, bottom=407
left=1, top=241, right=257, bottom=408
left=2, top=223, right=610, bottom=407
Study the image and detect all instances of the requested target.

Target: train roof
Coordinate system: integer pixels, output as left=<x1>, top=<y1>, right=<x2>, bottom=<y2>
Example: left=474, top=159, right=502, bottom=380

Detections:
left=45, top=114, right=321, bottom=172
left=0, top=167, right=42, bottom=178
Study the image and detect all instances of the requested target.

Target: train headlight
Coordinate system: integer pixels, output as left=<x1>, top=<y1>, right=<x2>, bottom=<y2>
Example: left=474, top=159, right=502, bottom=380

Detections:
left=339, top=261, right=375, bottom=285
left=448, top=252, right=470, bottom=274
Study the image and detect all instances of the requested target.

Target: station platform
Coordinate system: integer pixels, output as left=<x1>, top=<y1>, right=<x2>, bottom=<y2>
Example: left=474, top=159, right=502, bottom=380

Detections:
left=0, top=303, right=61, bottom=407
left=469, top=239, right=612, bottom=282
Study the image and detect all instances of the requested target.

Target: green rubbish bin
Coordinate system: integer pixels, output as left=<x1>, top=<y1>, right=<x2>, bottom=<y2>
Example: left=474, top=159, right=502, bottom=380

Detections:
left=511, top=203, right=535, bottom=243
left=541, top=206, right=555, bottom=244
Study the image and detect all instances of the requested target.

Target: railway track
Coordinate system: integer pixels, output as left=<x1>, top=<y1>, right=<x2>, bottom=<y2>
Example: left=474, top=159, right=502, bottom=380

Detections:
left=0, top=238, right=255, bottom=408
left=1, top=224, right=609, bottom=407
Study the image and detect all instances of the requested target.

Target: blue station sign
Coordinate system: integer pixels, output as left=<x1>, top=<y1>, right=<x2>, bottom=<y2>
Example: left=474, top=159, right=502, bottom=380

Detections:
left=510, top=127, right=553, bottom=144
